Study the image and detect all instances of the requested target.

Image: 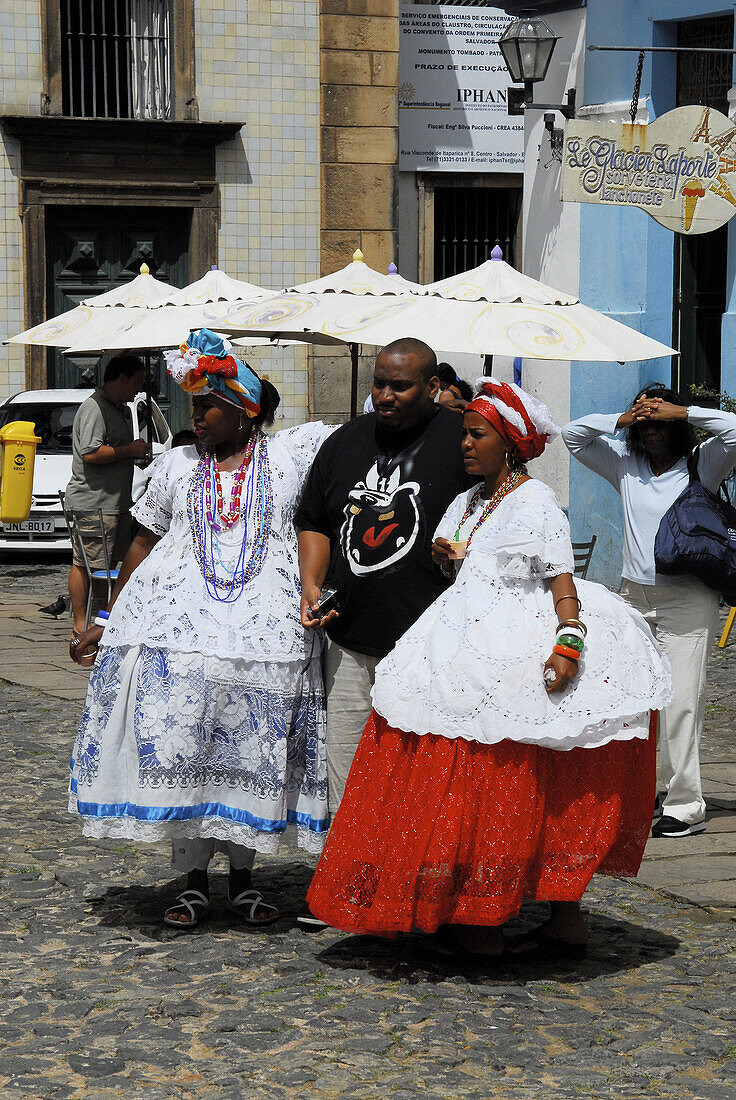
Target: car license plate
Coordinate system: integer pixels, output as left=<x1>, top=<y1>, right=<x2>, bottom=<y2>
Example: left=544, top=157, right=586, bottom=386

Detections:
left=2, top=518, right=55, bottom=533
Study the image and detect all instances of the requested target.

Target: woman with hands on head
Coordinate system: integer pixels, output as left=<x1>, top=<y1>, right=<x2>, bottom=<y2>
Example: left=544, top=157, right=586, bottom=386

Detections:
left=563, top=384, right=736, bottom=839
left=305, top=379, right=671, bottom=963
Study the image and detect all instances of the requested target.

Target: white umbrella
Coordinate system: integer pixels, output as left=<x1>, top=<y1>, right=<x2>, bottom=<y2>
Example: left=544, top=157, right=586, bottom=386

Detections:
left=216, top=251, right=425, bottom=415
left=288, top=250, right=423, bottom=295
left=152, top=266, right=272, bottom=308
left=6, top=263, right=174, bottom=349
left=213, top=285, right=675, bottom=363
left=419, top=250, right=578, bottom=305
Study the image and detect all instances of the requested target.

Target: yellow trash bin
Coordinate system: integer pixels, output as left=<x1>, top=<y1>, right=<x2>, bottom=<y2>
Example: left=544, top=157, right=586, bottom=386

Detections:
left=0, top=421, right=42, bottom=525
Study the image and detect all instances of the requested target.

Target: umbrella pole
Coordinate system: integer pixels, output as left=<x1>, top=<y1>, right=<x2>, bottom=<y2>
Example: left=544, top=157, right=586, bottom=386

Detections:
left=350, top=343, right=359, bottom=419
left=145, top=350, right=153, bottom=451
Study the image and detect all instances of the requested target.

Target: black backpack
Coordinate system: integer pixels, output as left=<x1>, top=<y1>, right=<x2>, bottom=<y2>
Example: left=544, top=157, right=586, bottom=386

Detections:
left=654, top=448, right=736, bottom=604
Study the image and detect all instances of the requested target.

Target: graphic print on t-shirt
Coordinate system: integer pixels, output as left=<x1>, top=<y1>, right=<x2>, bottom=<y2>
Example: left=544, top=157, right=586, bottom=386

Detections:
left=340, top=461, right=422, bottom=575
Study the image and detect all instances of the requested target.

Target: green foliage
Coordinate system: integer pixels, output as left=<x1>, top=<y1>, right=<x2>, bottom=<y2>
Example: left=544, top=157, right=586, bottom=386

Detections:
left=690, top=384, right=736, bottom=414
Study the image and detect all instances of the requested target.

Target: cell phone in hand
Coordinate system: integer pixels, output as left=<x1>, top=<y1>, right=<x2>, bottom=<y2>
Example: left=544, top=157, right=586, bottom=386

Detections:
left=316, top=588, right=340, bottom=616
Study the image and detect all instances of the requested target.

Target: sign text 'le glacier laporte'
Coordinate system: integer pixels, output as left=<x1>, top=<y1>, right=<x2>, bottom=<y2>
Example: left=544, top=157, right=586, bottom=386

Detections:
left=561, top=105, right=736, bottom=235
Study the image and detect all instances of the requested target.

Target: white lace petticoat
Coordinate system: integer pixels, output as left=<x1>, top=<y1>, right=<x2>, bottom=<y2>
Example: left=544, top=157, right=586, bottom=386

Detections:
left=69, top=645, right=328, bottom=854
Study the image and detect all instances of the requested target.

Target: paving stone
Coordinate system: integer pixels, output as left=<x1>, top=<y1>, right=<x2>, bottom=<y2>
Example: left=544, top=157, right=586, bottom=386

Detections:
left=0, top=573, right=735, bottom=1097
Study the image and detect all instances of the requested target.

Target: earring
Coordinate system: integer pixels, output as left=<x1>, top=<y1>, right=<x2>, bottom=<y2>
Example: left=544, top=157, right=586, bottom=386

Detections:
left=505, top=451, right=514, bottom=471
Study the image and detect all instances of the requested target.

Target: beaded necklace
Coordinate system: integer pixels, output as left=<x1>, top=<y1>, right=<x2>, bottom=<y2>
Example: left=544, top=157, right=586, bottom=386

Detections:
left=206, top=433, right=258, bottom=531
left=186, top=430, right=274, bottom=603
left=455, top=469, right=526, bottom=549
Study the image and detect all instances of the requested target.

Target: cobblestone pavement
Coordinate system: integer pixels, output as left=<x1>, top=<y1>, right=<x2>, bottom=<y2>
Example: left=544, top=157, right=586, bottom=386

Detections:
left=1, top=559, right=735, bottom=1098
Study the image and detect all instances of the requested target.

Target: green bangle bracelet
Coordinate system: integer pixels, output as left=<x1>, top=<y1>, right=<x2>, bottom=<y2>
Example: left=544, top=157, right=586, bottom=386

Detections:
left=556, top=634, right=584, bottom=652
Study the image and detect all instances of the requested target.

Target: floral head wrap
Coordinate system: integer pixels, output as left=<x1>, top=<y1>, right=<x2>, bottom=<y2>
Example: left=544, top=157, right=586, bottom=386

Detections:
left=466, top=377, right=560, bottom=463
left=164, top=329, right=262, bottom=419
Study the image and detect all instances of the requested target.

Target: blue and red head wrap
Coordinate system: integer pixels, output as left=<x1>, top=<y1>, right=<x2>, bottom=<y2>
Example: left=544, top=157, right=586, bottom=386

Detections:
left=466, top=377, right=560, bottom=464
left=164, top=329, right=262, bottom=418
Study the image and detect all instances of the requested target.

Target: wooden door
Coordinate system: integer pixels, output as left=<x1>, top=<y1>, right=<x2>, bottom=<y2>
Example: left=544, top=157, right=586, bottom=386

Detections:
left=46, top=205, right=192, bottom=431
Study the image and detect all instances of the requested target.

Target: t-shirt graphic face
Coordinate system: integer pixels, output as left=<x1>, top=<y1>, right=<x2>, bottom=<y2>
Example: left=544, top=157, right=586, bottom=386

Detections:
left=341, top=460, right=422, bottom=576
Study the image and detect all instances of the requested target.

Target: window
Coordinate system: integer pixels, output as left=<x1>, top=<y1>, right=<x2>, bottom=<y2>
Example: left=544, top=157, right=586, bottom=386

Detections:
left=60, top=0, right=172, bottom=119
left=0, top=404, right=77, bottom=454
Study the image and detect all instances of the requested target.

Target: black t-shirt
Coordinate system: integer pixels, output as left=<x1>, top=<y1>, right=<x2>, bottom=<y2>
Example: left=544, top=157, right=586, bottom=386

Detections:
left=295, top=407, right=471, bottom=658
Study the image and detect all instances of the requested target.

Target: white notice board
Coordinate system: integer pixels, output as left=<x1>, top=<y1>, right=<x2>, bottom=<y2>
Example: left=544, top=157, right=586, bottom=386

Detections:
left=399, top=4, right=523, bottom=173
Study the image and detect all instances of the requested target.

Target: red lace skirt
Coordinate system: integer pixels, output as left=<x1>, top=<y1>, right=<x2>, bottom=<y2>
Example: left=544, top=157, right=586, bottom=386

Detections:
left=307, top=711, right=656, bottom=934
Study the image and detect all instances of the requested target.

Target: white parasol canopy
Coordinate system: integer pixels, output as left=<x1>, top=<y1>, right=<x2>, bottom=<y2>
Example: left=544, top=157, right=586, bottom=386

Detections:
left=288, top=250, right=423, bottom=295
left=151, top=266, right=272, bottom=308
left=419, top=250, right=578, bottom=306
left=212, top=285, right=676, bottom=363
left=6, top=264, right=175, bottom=349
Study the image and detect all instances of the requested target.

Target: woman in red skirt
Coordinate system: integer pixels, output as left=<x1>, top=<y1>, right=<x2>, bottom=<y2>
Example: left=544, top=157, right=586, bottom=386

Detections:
left=307, top=378, right=671, bottom=961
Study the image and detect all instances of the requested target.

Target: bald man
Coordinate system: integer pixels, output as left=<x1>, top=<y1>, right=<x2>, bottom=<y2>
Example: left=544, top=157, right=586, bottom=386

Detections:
left=296, top=338, right=472, bottom=820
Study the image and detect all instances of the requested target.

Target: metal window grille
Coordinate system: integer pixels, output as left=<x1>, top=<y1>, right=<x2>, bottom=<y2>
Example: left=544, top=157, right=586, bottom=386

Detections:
left=60, top=0, right=171, bottom=119
left=676, top=15, right=734, bottom=114
left=434, top=186, right=520, bottom=279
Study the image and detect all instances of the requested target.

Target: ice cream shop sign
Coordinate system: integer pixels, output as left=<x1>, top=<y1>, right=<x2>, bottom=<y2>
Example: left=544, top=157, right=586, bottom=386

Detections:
left=561, top=105, right=736, bottom=235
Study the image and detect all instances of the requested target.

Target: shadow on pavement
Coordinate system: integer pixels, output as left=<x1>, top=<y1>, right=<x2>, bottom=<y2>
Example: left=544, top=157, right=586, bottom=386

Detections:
left=314, top=904, right=681, bottom=986
left=85, top=861, right=317, bottom=940
left=82, top=861, right=682, bottom=984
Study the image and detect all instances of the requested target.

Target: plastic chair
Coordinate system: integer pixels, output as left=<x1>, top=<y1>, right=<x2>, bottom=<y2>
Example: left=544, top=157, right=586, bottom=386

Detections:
left=572, top=535, right=597, bottom=580
left=58, top=492, right=120, bottom=628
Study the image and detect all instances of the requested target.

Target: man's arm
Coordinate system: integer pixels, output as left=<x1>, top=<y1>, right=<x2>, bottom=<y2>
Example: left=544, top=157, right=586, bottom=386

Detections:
left=83, top=439, right=149, bottom=465
left=298, top=530, right=337, bottom=628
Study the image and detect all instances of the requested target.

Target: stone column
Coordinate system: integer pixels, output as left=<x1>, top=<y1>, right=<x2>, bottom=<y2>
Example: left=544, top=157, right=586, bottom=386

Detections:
left=316, top=0, right=399, bottom=419
left=320, top=0, right=399, bottom=275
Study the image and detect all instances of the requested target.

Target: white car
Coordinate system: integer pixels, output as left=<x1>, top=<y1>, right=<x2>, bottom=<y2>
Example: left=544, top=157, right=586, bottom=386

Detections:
left=0, top=388, right=172, bottom=553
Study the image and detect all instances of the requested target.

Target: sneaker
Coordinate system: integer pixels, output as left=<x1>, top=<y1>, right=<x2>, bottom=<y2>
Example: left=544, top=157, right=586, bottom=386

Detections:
left=296, top=910, right=330, bottom=933
left=651, top=815, right=706, bottom=838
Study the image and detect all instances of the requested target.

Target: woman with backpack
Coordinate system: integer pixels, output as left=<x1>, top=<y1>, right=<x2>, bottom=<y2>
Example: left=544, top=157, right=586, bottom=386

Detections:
left=563, top=385, right=736, bottom=838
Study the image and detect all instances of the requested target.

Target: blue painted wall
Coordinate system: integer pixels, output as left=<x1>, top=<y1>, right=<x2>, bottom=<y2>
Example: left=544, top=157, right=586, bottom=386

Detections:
left=569, top=0, right=736, bottom=587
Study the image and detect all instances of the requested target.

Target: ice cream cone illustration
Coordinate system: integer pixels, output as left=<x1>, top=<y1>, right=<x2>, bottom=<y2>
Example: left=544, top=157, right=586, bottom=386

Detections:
left=682, top=179, right=706, bottom=231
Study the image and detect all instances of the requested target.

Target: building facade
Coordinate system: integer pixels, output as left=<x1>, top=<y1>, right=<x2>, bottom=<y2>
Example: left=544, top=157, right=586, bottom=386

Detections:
left=504, top=0, right=736, bottom=586
left=0, top=0, right=402, bottom=430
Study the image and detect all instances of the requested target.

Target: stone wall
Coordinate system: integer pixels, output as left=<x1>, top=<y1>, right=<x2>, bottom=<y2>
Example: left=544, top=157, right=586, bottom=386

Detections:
left=314, top=0, right=399, bottom=420
left=196, top=0, right=321, bottom=427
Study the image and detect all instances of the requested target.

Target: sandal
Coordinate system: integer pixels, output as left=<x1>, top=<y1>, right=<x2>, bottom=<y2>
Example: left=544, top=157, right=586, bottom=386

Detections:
left=163, top=889, right=211, bottom=930
left=227, top=889, right=280, bottom=926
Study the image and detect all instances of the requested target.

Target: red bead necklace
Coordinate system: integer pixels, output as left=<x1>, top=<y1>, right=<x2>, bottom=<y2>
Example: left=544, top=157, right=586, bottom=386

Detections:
left=206, top=433, right=257, bottom=531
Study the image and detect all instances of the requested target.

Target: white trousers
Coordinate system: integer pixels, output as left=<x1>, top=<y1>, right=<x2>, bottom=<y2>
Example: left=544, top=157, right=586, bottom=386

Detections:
left=324, top=640, right=379, bottom=816
left=171, top=840, right=256, bottom=873
left=621, top=579, right=719, bottom=825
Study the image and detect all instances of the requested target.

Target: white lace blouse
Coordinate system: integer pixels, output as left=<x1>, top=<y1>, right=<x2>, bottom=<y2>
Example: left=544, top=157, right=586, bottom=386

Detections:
left=372, top=479, right=671, bottom=750
left=102, top=422, right=335, bottom=663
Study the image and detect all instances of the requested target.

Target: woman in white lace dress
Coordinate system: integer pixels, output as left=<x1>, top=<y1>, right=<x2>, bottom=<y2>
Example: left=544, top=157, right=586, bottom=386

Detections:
left=307, top=379, right=671, bottom=961
left=69, top=330, right=334, bottom=929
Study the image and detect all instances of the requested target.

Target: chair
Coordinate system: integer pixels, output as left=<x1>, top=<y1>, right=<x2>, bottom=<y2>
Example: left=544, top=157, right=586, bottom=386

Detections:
left=59, top=492, right=120, bottom=628
left=572, top=535, right=597, bottom=580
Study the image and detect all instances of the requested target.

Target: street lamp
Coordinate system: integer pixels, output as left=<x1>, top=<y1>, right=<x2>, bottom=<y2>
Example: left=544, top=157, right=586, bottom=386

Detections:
left=498, top=13, right=576, bottom=122
left=499, top=13, right=558, bottom=87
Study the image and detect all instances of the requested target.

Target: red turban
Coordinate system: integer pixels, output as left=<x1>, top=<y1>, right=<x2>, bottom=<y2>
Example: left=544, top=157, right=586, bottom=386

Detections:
left=466, top=380, right=549, bottom=463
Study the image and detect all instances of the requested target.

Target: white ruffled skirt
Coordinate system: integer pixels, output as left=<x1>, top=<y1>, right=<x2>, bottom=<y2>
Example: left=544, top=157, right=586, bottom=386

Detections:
left=372, top=568, right=672, bottom=751
left=69, top=645, right=328, bottom=854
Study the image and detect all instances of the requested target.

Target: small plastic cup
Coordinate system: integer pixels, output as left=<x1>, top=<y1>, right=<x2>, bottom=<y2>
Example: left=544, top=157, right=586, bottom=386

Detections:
left=448, top=540, right=467, bottom=560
